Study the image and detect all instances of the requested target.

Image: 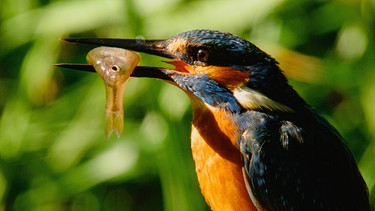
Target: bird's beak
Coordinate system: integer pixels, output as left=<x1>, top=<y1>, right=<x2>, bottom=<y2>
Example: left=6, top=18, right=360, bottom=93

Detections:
left=55, top=38, right=175, bottom=81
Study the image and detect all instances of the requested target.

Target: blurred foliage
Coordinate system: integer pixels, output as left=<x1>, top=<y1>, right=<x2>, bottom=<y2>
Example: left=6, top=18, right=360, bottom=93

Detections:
left=0, top=0, right=374, bottom=210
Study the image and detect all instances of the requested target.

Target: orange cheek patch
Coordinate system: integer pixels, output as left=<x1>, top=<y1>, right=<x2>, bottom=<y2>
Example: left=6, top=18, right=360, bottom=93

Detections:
left=165, top=61, right=249, bottom=90
left=195, top=66, right=249, bottom=90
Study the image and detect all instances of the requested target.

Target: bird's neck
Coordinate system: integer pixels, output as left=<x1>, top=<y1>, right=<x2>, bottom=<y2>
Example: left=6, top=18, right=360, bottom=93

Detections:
left=188, top=93, right=257, bottom=211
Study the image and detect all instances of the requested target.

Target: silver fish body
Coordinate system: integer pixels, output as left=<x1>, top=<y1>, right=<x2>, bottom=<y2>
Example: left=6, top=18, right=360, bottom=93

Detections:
left=87, top=47, right=140, bottom=138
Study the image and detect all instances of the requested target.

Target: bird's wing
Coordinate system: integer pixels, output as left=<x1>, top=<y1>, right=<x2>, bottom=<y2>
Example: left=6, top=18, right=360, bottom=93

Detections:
left=240, top=116, right=306, bottom=210
left=239, top=111, right=370, bottom=210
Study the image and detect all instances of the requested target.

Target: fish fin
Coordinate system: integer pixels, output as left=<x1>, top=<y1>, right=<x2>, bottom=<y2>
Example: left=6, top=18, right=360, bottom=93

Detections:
left=105, top=112, right=124, bottom=138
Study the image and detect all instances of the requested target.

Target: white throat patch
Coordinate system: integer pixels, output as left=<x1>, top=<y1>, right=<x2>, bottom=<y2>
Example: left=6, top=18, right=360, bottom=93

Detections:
left=233, top=84, right=294, bottom=112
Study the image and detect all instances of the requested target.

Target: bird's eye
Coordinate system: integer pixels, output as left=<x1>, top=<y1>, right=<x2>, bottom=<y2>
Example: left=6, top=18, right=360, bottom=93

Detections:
left=110, top=65, right=120, bottom=72
left=197, top=49, right=209, bottom=62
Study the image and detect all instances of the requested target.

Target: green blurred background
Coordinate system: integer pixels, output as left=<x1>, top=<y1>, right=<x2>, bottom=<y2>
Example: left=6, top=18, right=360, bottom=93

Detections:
left=0, top=0, right=374, bottom=210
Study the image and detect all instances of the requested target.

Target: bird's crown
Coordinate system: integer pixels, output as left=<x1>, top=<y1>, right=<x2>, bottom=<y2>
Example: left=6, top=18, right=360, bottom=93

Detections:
left=162, top=29, right=276, bottom=69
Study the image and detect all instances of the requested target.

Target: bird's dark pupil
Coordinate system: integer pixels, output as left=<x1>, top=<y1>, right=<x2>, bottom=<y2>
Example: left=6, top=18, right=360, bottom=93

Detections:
left=197, top=49, right=208, bottom=62
left=198, top=51, right=205, bottom=58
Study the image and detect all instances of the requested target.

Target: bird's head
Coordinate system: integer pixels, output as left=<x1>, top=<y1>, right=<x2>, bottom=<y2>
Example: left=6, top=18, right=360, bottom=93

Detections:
left=58, top=30, right=306, bottom=113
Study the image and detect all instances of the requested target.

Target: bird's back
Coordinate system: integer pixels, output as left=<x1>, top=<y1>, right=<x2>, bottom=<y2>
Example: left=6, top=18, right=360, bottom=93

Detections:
left=240, top=108, right=371, bottom=210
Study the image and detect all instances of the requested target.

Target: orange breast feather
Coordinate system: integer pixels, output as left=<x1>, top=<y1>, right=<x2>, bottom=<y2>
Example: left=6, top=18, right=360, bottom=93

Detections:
left=189, top=95, right=257, bottom=211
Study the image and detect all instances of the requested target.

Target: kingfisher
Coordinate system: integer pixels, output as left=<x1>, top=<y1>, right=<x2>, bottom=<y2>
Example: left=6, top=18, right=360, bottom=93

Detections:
left=57, top=30, right=371, bottom=210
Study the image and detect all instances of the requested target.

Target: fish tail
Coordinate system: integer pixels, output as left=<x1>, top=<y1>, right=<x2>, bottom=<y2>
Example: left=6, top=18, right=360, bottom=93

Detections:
left=105, top=112, right=124, bottom=138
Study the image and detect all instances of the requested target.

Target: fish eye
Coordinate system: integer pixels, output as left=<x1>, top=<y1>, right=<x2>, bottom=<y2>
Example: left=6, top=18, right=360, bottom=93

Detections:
left=110, top=65, right=120, bottom=72
left=197, top=49, right=209, bottom=62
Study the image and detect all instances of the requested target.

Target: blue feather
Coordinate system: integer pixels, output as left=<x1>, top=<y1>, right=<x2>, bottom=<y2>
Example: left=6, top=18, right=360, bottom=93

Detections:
left=170, top=73, right=242, bottom=113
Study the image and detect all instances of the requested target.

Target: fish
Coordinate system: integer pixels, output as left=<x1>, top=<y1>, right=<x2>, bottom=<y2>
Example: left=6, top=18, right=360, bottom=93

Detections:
left=86, top=47, right=140, bottom=138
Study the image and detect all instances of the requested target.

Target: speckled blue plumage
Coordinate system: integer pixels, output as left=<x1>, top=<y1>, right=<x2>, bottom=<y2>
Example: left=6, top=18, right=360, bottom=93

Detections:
left=170, top=73, right=242, bottom=113
left=165, top=30, right=276, bottom=68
